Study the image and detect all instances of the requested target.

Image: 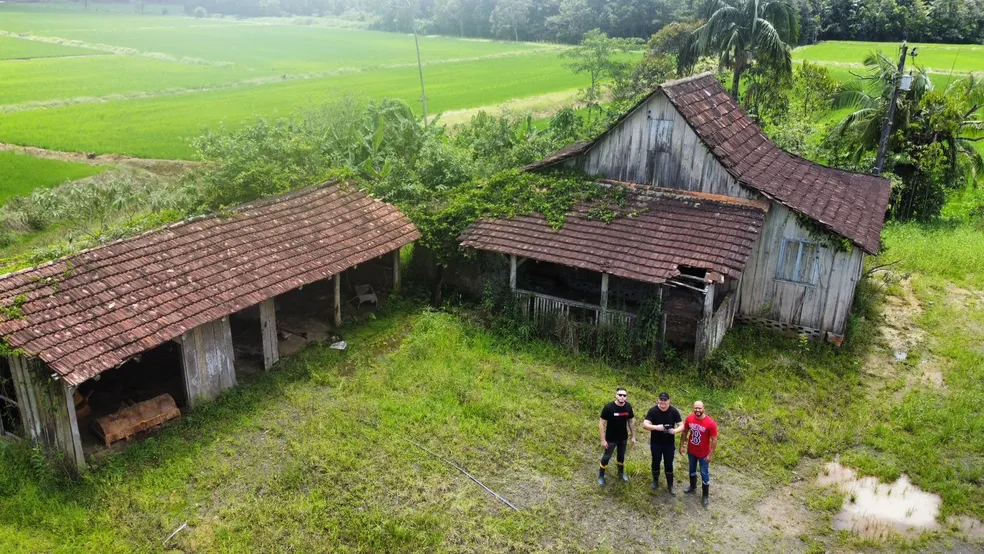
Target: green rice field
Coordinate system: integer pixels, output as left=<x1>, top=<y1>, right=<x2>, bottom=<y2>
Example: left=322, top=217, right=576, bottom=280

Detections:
left=794, top=40, right=984, bottom=75
left=0, top=151, right=104, bottom=205
left=0, top=35, right=98, bottom=60
left=0, top=4, right=580, bottom=160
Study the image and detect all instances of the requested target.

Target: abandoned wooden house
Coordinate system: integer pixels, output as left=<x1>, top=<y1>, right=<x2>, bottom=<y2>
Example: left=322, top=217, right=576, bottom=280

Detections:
left=0, top=181, right=418, bottom=467
left=459, top=183, right=768, bottom=358
left=462, top=72, right=891, bottom=358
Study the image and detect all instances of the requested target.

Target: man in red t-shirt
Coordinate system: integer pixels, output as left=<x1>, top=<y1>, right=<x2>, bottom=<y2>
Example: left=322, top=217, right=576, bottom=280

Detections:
left=678, top=400, right=718, bottom=506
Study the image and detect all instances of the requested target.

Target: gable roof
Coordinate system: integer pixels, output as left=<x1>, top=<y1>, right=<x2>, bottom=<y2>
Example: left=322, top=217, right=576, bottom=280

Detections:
left=0, top=181, right=419, bottom=386
left=459, top=182, right=768, bottom=285
left=529, top=73, right=891, bottom=254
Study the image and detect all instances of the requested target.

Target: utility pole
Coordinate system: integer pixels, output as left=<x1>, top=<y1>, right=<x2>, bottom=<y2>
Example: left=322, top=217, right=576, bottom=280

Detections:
left=873, top=41, right=911, bottom=175
left=408, top=0, right=428, bottom=123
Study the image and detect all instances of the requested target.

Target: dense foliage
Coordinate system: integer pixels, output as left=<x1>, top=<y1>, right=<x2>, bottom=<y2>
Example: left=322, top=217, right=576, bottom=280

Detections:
left=178, top=0, right=984, bottom=45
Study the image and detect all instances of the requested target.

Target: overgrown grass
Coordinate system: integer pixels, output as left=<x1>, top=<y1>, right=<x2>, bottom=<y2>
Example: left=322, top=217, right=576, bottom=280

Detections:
left=846, top=219, right=984, bottom=522
left=0, top=151, right=104, bottom=206
left=0, top=35, right=97, bottom=60
left=0, top=52, right=589, bottom=159
left=0, top=291, right=880, bottom=552
left=881, top=221, right=984, bottom=289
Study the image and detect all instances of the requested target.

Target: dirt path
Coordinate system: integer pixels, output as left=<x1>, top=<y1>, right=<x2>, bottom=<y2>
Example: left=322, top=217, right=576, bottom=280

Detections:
left=0, top=141, right=196, bottom=177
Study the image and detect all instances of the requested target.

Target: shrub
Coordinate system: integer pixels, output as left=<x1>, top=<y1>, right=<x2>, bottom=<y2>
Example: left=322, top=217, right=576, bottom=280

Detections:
left=193, top=6, right=207, bottom=18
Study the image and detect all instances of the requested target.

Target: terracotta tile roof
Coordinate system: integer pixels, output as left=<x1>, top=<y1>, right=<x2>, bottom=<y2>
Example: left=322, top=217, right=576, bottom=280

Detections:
left=522, top=141, right=592, bottom=172
left=660, top=73, right=889, bottom=254
left=0, top=181, right=419, bottom=386
left=529, top=74, right=891, bottom=254
left=459, top=182, right=767, bottom=285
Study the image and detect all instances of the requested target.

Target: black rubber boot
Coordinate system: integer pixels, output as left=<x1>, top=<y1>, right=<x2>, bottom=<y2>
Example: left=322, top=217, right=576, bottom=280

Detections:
left=666, top=473, right=675, bottom=496
left=618, top=464, right=628, bottom=483
left=683, top=475, right=698, bottom=494
left=650, top=474, right=659, bottom=490
left=701, top=484, right=710, bottom=506
left=598, top=466, right=606, bottom=486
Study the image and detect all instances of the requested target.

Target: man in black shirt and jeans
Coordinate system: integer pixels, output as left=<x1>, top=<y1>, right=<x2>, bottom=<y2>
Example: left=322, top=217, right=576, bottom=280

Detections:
left=598, top=387, right=636, bottom=486
left=642, top=392, right=683, bottom=494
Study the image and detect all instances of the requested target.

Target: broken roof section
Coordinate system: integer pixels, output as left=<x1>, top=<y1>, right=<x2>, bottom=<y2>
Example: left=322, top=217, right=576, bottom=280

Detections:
left=459, top=181, right=768, bottom=285
left=528, top=73, right=891, bottom=254
left=0, top=181, right=420, bottom=386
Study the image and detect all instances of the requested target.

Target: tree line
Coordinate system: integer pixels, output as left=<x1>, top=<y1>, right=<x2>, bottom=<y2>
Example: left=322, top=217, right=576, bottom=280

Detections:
left=176, top=0, right=984, bottom=45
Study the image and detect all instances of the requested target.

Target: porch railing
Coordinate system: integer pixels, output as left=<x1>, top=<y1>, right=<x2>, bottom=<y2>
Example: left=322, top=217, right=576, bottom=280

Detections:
left=514, top=289, right=636, bottom=328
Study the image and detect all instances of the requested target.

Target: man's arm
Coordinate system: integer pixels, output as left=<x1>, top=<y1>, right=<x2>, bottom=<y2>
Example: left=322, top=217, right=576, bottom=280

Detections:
left=599, top=418, right=608, bottom=448
left=642, top=418, right=656, bottom=431
left=707, top=435, right=717, bottom=461
left=627, top=418, right=636, bottom=444
left=678, top=427, right=689, bottom=454
left=670, top=416, right=685, bottom=435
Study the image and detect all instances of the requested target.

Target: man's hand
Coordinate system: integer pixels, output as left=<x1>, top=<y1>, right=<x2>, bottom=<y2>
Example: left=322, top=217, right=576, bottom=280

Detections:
left=707, top=453, right=713, bottom=462
left=601, top=439, right=609, bottom=449
left=655, top=424, right=665, bottom=432
left=679, top=446, right=685, bottom=456
left=630, top=437, right=637, bottom=446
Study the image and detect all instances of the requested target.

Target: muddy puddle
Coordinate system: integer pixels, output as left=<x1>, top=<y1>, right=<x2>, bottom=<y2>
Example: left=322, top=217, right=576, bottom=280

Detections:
left=817, top=460, right=984, bottom=542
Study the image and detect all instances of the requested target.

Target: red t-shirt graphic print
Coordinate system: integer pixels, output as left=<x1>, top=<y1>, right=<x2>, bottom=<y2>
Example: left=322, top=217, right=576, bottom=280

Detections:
left=684, top=414, right=718, bottom=458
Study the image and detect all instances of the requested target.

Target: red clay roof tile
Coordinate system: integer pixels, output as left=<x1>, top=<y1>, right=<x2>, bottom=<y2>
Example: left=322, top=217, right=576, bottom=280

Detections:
left=0, top=181, right=419, bottom=386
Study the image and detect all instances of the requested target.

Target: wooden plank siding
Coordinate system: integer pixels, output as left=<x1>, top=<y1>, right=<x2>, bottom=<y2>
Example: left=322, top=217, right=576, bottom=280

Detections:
left=564, top=89, right=862, bottom=339
left=180, top=317, right=236, bottom=408
left=735, top=204, right=864, bottom=336
left=6, top=355, right=84, bottom=468
left=575, top=92, right=753, bottom=199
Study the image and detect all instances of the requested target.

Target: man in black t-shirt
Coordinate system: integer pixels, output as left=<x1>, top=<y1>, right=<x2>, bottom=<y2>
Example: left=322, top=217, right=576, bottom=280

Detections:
left=642, top=391, right=683, bottom=494
left=598, top=387, right=636, bottom=486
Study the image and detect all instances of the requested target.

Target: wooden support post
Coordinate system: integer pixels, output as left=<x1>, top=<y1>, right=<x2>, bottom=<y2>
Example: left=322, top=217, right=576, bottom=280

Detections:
left=392, top=247, right=402, bottom=293
left=509, top=255, right=517, bottom=291
left=259, top=298, right=279, bottom=371
left=61, top=382, right=85, bottom=470
left=656, top=285, right=666, bottom=354
left=334, top=272, right=342, bottom=328
left=180, top=318, right=237, bottom=408
left=599, top=273, right=609, bottom=324
left=695, top=283, right=716, bottom=362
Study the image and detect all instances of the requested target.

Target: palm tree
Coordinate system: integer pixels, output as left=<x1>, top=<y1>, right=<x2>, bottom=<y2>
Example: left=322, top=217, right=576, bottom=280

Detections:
left=831, top=52, right=984, bottom=219
left=678, top=0, right=799, bottom=100
left=829, top=52, right=932, bottom=163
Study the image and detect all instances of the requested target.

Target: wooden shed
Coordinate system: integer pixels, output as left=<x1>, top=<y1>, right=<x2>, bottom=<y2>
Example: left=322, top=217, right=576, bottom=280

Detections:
left=0, top=181, right=418, bottom=467
left=525, top=72, right=892, bottom=342
left=459, top=182, right=768, bottom=360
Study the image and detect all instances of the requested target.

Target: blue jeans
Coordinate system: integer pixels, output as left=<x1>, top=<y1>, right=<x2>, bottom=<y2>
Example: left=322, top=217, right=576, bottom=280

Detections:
left=688, top=452, right=710, bottom=485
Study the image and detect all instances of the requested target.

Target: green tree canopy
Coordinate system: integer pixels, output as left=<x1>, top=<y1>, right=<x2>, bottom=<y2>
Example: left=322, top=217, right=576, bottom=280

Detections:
left=678, top=0, right=799, bottom=99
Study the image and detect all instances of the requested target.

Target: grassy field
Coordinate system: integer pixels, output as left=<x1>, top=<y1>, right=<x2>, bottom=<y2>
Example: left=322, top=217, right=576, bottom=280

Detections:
left=0, top=35, right=98, bottom=60
left=0, top=219, right=981, bottom=552
left=0, top=52, right=586, bottom=159
left=0, top=151, right=104, bottom=205
left=0, top=4, right=583, bottom=160
left=794, top=40, right=984, bottom=75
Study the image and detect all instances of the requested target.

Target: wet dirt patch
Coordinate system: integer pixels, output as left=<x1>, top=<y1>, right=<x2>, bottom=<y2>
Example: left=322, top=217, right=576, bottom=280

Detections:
left=817, top=460, right=941, bottom=538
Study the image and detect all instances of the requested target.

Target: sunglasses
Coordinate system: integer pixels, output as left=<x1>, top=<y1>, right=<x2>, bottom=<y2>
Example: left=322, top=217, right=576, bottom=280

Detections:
left=616, top=393, right=627, bottom=397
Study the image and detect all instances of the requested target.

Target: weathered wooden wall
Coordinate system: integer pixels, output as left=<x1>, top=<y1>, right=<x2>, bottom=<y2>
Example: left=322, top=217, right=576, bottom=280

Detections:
left=574, top=92, right=753, bottom=199
left=6, top=355, right=85, bottom=468
left=179, top=317, right=236, bottom=408
left=736, top=204, right=864, bottom=336
left=695, top=290, right=737, bottom=361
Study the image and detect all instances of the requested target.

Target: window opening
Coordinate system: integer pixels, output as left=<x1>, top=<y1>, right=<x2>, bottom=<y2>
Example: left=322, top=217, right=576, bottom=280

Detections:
left=776, top=239, right=820, bottom=285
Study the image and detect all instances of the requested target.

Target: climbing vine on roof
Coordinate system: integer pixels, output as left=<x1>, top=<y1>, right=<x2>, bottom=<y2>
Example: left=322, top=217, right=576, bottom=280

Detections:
left=403, top=169, right=628, bottom=266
